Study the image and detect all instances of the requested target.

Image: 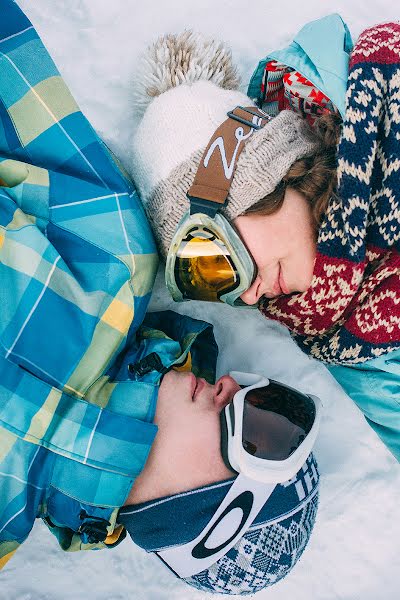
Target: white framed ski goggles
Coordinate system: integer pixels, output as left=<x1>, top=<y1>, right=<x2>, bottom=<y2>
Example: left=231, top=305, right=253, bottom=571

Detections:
left=157, top=371, right=322, bottom=578
left=220, top=371, right=322, bottom=483
left=165, top=106, right=271, bottom=307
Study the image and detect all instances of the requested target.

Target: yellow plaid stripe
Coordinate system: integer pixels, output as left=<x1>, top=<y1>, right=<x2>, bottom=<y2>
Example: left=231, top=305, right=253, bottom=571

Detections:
left=0, top=549, right=17, bottom=570
left=8, top=76, right=78, bottom=146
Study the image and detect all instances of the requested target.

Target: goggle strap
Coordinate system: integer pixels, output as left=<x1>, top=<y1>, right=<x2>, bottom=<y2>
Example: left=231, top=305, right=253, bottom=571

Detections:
left=156, top=475, right=275, bottom=578
left=187, top=106, right=271, bottom=210
left=188, top=195, right=220, bottom=218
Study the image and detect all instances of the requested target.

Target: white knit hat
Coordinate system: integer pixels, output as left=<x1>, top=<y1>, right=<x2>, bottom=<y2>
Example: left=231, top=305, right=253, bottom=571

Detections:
left=131, top=32, right=320, bottom=256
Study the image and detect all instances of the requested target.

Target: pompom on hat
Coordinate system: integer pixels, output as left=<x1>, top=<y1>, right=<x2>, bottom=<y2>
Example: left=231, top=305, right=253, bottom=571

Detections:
left=131, top=31, right=321, bottom=257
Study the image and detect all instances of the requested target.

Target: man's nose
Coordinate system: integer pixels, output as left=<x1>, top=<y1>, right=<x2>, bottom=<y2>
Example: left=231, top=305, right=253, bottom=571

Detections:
left=214, top=375, right=241, bottom=410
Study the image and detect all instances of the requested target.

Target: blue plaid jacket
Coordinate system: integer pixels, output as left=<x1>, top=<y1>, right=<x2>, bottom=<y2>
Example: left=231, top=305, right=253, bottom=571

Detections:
left=0, top=0, right=218, bottom=567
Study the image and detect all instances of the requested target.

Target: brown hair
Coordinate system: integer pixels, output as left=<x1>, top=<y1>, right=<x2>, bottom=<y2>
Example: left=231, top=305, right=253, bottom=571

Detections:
left=243, top=112, right=342, bottom=229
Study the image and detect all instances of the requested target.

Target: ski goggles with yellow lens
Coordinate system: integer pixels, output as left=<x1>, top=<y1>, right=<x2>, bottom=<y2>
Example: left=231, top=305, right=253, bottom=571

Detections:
left=165, top=106, right=271, bottom=306
left=165, top=210, right=255, bottom=306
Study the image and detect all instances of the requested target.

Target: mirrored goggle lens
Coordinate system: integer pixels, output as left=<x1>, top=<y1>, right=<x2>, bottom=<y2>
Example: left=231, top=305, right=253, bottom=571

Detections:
left=173, top=228, right=240, bottom=302
left=242, top=381, right=316, bottom=461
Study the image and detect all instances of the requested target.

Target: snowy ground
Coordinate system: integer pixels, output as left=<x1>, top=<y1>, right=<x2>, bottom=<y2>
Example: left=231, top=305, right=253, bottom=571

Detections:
left=2, top=1, right=400, bottom=599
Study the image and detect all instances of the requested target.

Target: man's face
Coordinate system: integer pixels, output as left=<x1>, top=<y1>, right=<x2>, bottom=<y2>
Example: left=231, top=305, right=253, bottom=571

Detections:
left=126, top=370, right=240, bottom=505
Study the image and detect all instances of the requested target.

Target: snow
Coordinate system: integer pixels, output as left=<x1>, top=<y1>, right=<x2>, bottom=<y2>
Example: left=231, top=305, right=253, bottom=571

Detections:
left=3, top=1, right=399, bottom=599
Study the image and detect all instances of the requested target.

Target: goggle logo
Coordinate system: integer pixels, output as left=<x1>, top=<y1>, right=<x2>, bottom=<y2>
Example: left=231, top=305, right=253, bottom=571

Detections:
left=203, top=126, right=253, bottom=180
left=191, top=490, right=254, bottom=559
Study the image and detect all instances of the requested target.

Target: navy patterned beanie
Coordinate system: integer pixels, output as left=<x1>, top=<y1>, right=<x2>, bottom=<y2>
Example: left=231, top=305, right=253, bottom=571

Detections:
left=118, top=454, right=319, bottom=595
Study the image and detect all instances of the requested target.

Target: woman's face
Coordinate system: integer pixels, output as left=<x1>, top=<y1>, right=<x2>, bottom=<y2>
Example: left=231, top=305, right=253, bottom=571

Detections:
left=234, top=188, right=317, bottom=305
left=125, top=370, right=241, bottom=505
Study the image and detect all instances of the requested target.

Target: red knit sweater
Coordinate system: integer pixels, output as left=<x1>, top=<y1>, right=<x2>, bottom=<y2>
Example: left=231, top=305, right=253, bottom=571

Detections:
left=260, top=23, right=400, bottom=365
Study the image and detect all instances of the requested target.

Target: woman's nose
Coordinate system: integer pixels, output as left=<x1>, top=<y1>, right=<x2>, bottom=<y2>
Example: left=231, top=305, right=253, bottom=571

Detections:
left=239, top=276, right=262, bottom=305
left=213, top=375, right=241, bottom=410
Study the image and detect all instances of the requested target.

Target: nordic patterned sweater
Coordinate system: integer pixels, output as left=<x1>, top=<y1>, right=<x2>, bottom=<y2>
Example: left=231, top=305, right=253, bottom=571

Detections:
left=260, top=23, right=400, bottom=365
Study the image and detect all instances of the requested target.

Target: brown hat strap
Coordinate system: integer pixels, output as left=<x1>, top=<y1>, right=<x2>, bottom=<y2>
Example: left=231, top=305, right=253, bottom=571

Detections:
left=187, top=106, right=271, bottom=216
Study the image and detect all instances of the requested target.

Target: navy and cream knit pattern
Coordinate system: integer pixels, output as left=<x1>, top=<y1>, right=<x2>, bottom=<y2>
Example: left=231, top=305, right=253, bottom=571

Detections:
left=186, top=494, right=318, bottom=595
left=261, top=23, right=400, bottom=364
left=119, top=454, right=319, bottom=595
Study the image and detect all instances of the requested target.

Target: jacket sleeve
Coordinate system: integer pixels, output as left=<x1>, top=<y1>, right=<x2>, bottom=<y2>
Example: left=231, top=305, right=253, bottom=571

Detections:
left=0, top=0, right=159, bottom=561
left=0, top=541, right=22, bottom=570
left=0, top=0, right=158, bottom=396
left=328, top=354, right=400, bottom=461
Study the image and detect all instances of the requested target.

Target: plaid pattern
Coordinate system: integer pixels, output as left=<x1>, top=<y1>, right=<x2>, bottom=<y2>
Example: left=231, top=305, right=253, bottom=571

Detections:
left=0, top=0, right=163, bottom=566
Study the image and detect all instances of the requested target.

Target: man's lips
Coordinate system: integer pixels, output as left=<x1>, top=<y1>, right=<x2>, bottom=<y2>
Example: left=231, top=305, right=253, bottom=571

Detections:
left=190, top=374, right=205, bottom=401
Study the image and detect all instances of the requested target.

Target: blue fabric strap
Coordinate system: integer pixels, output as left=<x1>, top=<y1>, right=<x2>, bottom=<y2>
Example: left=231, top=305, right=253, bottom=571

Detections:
left=119, top=454, right=319, bottom=551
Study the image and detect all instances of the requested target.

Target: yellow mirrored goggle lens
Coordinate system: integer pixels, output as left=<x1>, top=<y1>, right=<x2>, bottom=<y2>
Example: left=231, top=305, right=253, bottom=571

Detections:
left=174, top=230, right=240, bottom=302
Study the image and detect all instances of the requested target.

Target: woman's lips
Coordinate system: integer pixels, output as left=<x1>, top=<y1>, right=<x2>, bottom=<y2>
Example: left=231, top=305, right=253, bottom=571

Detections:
left=279, top=268, right=290, bottom=295
left=271, top=267, right=283, bottom=296
left=270, top=266, right=289, bottom=297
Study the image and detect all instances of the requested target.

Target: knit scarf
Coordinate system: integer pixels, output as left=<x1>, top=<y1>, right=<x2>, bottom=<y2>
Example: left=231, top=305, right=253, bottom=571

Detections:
left=260, top=23, right=400, bottom=365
